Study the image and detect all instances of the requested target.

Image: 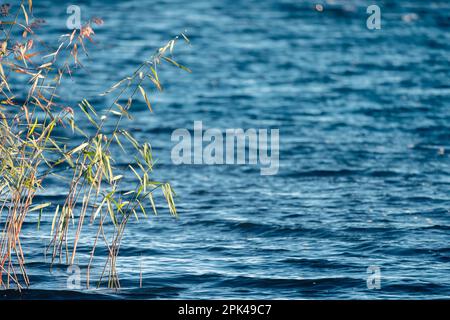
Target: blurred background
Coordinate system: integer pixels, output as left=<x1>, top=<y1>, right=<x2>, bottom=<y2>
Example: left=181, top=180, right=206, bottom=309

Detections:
left=10, top=0, right=450, bottom=299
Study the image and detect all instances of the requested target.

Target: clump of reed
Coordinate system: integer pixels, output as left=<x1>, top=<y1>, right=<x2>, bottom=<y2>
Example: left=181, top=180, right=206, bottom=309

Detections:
left=0, top=1, right=190, bottom=289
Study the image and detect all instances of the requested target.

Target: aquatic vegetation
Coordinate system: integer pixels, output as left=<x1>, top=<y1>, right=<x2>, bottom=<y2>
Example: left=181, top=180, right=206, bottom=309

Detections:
left=0, top=1, right=190, bottom=289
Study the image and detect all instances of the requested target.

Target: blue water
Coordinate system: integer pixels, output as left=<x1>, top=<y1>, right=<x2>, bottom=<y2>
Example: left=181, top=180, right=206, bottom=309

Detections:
left=2, top=0, right=450, bottom=299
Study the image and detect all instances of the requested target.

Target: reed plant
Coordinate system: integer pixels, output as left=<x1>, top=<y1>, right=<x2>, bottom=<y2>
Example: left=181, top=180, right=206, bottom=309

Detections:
left=0, top=1, right=190, bottom=289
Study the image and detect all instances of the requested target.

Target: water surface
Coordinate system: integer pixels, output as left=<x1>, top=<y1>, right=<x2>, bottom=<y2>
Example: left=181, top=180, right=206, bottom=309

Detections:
left=2, top=0, right=450, bottom=299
